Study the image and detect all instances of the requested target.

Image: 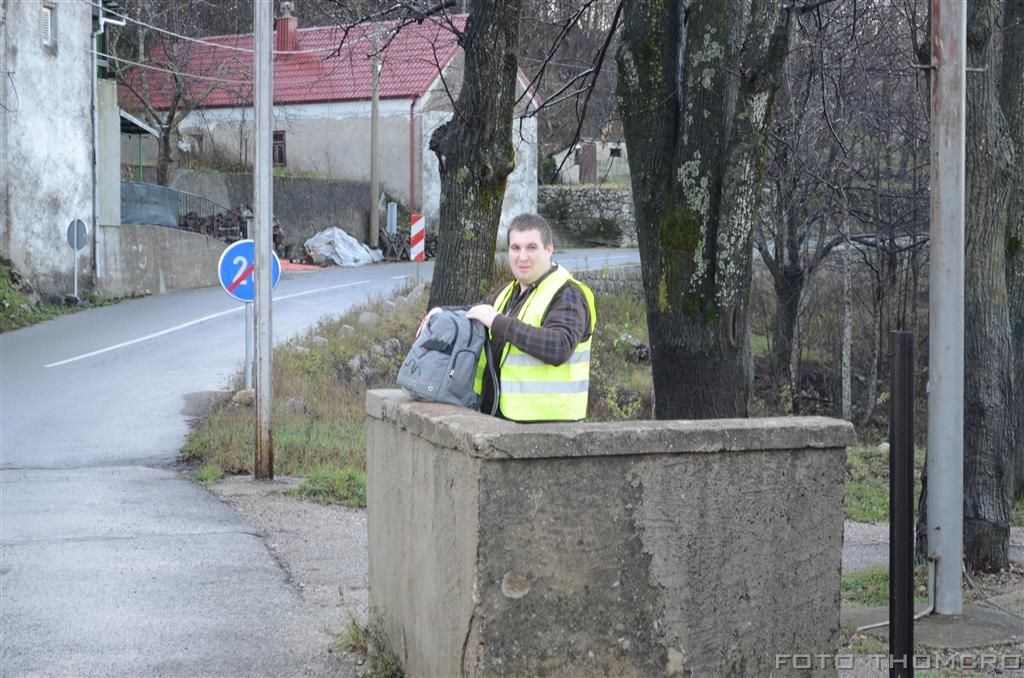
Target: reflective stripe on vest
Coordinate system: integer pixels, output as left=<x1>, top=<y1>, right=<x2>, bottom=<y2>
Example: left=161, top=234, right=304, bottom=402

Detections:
left=485, top=265, right=596, bottom=421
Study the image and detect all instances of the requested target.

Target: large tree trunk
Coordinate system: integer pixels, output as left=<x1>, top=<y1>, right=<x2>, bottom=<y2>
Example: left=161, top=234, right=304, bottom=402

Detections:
left=1001, top=0, right=1024, bottom=499
left=616, top=0, right=792, bottom=419
left=428, top=1, right=523, bottom=307
left=963, top=0, right=1016, bottom=572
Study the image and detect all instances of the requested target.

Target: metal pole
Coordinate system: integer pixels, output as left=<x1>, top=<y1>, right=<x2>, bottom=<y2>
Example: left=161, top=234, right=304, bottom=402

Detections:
left=890, top=331, right=914, bottom=678
left=369, top=30, right=381, bottom=249
left=253, top=0, right=274, bottom=479
left=927, top=0, right=966, bottom=615
left=73, top=227, right=79, bottom=299
left=245, top=302, right=254, bottom=390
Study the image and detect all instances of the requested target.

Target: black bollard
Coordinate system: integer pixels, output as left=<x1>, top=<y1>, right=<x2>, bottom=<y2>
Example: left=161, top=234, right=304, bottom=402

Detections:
left=889, top=331, right=915, bottom=677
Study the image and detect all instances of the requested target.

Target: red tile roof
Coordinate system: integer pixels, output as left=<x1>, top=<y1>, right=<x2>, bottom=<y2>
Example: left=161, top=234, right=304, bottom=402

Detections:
left=131, top=16, right=467, bottom=111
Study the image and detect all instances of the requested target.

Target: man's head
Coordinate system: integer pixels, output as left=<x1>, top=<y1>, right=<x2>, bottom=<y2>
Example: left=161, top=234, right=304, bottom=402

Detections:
left=506, top=213, right=555, bottom=286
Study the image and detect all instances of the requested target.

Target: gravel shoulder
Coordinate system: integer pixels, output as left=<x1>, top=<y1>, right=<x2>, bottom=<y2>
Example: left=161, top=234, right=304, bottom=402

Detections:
left=198, top=474, right=368, bottom=676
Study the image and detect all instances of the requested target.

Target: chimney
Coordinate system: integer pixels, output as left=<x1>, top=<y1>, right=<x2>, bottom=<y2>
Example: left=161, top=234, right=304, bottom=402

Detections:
left=276, top=1, right=298, bottom=53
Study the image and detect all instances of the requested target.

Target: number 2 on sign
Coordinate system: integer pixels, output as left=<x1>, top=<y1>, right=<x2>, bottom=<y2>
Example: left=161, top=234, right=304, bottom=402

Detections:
left=233, top=256, right=249, bottom=286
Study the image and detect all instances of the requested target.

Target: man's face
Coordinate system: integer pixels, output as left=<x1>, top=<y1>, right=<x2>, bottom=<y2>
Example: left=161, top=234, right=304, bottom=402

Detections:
left=508, top=228, right=554, bottom=286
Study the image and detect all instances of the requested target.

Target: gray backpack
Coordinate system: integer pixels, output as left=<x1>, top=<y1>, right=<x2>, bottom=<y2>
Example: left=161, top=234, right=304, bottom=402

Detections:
left=397, top=310, right=494, bottom=410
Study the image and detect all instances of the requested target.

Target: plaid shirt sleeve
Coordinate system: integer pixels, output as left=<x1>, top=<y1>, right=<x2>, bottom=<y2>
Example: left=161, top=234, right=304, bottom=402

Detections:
left=490, top=282, right=591, bottom=366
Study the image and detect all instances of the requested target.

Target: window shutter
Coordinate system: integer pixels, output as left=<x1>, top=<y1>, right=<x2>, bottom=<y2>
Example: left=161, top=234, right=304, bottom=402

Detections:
left=40, top=7, right=52, bottom=44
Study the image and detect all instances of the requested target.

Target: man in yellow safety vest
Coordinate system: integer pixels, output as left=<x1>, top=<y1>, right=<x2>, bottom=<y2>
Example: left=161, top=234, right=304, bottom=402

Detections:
left=419, top=213, right=597, bottom=422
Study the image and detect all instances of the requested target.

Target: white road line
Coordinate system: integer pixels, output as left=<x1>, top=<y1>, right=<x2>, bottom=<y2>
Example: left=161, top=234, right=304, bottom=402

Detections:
left=44, top=280, right=371, bottom=368
left=391, top=275, right=411, bottom=279
left=274, top=280, right=369, bottom=301
left=43, top=307, right=243, bottom=368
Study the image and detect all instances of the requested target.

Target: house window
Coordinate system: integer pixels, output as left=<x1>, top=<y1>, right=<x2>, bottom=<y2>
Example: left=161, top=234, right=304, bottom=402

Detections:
left=272, top=131, right=286, bottom=166
left=40, top=4, right=56, bottom=47
left=609, top=147, right=622, bottom=159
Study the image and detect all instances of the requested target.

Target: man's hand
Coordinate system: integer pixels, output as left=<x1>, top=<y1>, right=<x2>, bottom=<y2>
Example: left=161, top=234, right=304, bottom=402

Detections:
left=466, top=304, right=498, bottom=328
left=416, top=307, right=443, bottom=338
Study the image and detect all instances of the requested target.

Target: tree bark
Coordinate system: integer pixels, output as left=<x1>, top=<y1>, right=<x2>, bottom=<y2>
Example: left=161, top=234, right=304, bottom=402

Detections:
left=1001, top=0, right=1024, bottom=499
left=616, top=0, right=792, bottom=419
left=963, top=0, right=1015, bottom=572
left=428, top=1, right=524, bottom=307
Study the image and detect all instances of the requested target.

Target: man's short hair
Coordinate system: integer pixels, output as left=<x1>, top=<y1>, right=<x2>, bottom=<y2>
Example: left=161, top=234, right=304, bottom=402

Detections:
left=506, top=213, right=553, bottom=248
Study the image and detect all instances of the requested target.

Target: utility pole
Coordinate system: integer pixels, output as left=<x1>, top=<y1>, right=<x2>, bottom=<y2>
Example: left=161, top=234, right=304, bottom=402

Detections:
left=926, top=0, right=966, bottom=615
left=253, top=0, right=274, bottom=479
left=369, top=28, right=381, bottom=250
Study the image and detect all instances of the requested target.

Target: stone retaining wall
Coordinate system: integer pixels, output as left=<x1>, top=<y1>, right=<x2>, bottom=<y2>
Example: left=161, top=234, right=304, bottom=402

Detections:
left=366, top=389, right=855, bottom=677
left=574, top=263, right=643, bottom=296
left=538, top=185, right=637, bottom=248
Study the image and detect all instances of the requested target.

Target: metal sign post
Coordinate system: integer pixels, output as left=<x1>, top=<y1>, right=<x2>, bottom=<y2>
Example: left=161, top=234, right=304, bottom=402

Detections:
left=217, top=240, right=281, bottom=399
left=66, top=219, right=87, bottom=299
left=245, top=303, right=254, bottom=389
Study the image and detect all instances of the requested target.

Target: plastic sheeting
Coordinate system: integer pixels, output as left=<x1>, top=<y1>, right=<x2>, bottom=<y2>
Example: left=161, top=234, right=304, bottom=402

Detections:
left=303, top=227, right=383, bottom=267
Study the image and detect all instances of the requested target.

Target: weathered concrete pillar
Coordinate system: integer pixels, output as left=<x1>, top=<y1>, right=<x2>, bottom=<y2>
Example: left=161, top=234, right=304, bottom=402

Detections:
left=366, top=390, right=856, bottom=677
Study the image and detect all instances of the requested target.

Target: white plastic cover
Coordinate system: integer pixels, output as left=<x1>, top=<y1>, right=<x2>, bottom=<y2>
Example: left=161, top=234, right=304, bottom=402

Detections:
left=303, top=227, right=383, bottom=267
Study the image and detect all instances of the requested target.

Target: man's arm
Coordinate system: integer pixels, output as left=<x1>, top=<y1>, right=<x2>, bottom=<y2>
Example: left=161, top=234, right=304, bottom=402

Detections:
left=484, top=284, right=590, bottom=365
left=416, top=290, right=501, bottom=338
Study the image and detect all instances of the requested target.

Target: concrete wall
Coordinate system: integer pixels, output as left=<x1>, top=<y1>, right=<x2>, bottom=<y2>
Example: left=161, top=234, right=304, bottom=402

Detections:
left=97, top=79, right=121, bottom=226
left=169, top=170, right=370, bottom=255
left=0, top=0, right=95, bottom=295
left=96, top=224, right=222, bottom=297
left=366, top=390, right=855, bottom=677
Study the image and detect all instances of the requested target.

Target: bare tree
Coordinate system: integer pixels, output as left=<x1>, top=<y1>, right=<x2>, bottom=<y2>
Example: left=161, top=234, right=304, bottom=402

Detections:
left=961, top=0, right=1017, bottom=571
left=106, top=0, right=247, bottom=184
left=615, top=0, right=796, bottom=419
left=426, top=0, right=527, bottom=306
left=1002, top=0, right=1024, bottom=500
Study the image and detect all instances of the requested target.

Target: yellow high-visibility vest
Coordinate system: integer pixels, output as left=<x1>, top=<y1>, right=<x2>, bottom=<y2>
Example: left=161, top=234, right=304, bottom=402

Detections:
left=475, top=266, right=596, bottom=421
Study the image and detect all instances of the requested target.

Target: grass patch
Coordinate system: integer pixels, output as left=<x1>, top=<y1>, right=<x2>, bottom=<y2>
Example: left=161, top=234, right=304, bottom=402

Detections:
left=181, top=287, right=426, bottom=485
left=336, top=616, right=404, bottom=678
left=843, top=446, right=925, bottom=523
left=845, top=446, right=1024, bottom=527
left=335, top=616, right=368, bottom=655
left=1, top=259, right=121, bottom=333
left=181, top=284, right=660, bottom=490
left=837, top=624, right=888, bottom=655
left=287, top=469, right=366, bottom=507
left=195, top=463, right=224, bottom=485
left=842, top=563, right=928, bottom=607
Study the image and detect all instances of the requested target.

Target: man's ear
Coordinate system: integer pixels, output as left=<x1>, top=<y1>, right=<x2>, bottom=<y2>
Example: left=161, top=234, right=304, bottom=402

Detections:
left=545, top=243, right=554, bottom=257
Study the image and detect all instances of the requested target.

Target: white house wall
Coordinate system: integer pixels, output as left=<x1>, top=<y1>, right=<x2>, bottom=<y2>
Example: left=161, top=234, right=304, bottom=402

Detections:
left=1, top=0, right=94, bottom=294
left=179, top=99, right=419, bottom=207
left=416, top=110, right=538, bottom=246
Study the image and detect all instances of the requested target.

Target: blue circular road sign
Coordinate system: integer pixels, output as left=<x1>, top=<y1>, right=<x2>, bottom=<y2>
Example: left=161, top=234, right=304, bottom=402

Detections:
left=218, top=239, right=281, bottom=302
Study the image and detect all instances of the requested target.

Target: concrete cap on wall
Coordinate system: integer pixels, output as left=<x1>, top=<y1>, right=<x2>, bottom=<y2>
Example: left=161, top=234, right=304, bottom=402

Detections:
left=367, top=389, right=857, bottom=461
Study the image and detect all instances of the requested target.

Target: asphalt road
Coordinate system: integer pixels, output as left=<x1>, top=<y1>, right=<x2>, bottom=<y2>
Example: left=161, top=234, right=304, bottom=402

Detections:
left=0, top=248, right=638, bottom=677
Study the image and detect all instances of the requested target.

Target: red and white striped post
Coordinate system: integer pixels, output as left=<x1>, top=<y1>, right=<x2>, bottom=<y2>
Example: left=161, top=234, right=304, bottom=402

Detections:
left=410, top=214, right=424, bottom=282
left=410, top=214, right=425, bottom=261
